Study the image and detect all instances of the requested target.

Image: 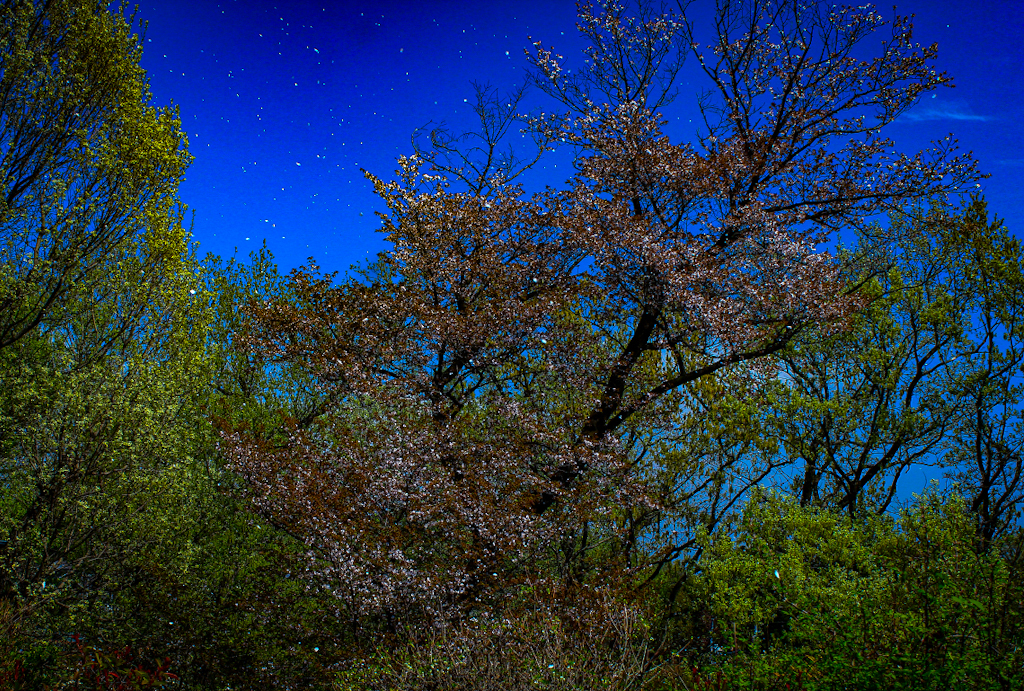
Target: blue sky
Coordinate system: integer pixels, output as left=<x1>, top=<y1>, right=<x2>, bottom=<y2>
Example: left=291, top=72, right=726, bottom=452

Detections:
left=134, top=0, right=1024, bottom=274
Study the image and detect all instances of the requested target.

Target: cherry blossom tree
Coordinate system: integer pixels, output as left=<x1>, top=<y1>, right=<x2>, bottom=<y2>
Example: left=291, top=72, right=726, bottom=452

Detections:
left=222, top=0, right=982, bottom=633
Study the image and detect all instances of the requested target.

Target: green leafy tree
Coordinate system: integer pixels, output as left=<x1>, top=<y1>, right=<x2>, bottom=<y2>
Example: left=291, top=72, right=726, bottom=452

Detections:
left=0, top=0, right=190, bottom=351
left=0, top=0, right=207, bottom=684
left=762, top=204, right=973, bottom=515
left=741, top=198, right=1024, bottom=531
left=940, top=201, right=1024, bottom=548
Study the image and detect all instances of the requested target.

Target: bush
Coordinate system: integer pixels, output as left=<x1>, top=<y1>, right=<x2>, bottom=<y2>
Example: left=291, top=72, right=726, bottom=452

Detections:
left=677, top=491, right=1024, bottom=690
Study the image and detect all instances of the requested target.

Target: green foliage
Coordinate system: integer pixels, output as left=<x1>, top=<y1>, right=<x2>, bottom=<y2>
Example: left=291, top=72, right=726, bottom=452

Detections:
left=96, top=489, right=343, bottom=690
left=203, top=244, right=338, bottom=438
left=680, top=491, right=1024, bottom=690
left=1, top=0, right=1022, bottom=687
left=0, top=0, right=199, bottom=604
left=0, top=0, right=192, bottom=350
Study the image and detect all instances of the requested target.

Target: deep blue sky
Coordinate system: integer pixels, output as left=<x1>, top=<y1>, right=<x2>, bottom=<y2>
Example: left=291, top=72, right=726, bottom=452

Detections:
left=134, top=0, right=1024, bottom=274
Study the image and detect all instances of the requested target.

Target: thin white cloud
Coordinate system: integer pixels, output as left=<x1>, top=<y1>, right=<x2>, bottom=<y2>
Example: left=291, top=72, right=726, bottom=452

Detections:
left=900, top=100, right=993, bottom=123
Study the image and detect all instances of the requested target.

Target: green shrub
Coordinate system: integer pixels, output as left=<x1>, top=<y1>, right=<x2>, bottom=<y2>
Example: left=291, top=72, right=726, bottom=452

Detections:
left=680, top=491, right=1024, bottom=690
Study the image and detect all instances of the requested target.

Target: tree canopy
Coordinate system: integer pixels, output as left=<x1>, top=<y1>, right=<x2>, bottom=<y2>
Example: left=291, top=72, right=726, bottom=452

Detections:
left=224, top=0, right=984, bottom=625
left=1, top=1, right=1022, bottom=689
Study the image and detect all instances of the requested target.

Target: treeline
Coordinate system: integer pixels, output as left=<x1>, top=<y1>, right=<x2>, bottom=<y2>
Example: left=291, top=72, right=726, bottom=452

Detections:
left=1, top=0, right=1022, bottom=689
